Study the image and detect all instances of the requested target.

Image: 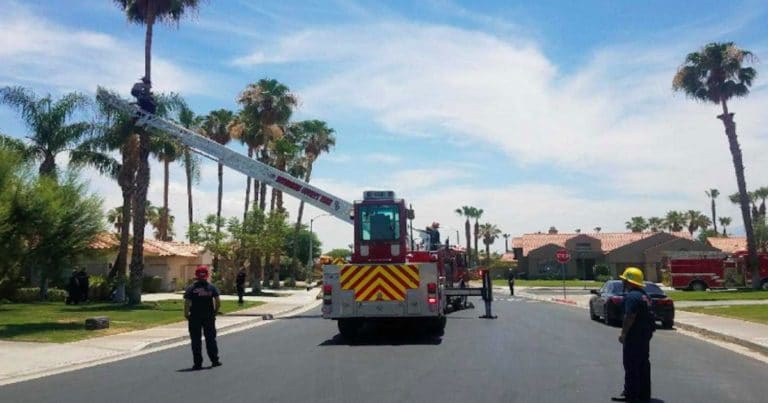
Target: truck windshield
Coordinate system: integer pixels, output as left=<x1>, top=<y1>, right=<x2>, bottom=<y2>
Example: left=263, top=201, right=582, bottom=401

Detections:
left=359, top=204, right=400, bottom=241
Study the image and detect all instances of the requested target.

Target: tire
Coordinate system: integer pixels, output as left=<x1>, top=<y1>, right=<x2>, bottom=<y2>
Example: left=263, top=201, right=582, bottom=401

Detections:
left=690, top=281, right=707, bottom=292
left=337, top=319, right=360, bottom=340
left=761, top=279, right=768, bottom=290
left=603, top=304, right=614, bottom=326
left=662, top=320, right=674, bottom=329
left=589, top=304, right=599, bottom=321
left=427, top=316, right=447, bottom=336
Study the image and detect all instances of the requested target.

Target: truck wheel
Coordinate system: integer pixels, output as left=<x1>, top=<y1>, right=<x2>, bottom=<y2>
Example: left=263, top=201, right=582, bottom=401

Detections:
left=427, top=317, right=446, bottom=336
left=337, top=319, right=360, bottom=340
left=690, top=281, right=707, bottom=292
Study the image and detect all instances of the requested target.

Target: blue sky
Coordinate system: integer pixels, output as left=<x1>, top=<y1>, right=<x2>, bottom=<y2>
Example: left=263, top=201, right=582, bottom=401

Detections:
left=1, top=0, right=768, bottom=252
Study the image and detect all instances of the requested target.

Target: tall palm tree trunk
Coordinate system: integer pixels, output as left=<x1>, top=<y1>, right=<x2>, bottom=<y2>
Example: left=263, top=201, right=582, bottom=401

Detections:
left=711, top=198, right=718, bottom=234
left=161, top=159, right=169, bottom=240
left=110, top=188, right=132, bottom=302
left=214, top=162, right=223, bottom=272
left=129, top=130, right=151, bottom=305
left=464, top=219, right=471, bottom=265
left=184, top=149, right=193, bottom=240
left=144, top=14, right=154, bottom=82
left=39, top=152, right=57, bottom=178
left=290, top=162, right=314, bottom=282
left=473, top=221, right=480, bottom=266
left=719, top=101, right=760, bottom=289
left=243, top=147, right=253, bottom=223
left=485, top=243, right=491, bottom=265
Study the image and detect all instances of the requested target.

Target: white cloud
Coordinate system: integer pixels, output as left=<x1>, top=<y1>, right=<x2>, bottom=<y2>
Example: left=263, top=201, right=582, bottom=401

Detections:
left=0, top=1, right=206, bottom=95
left=233, top=22, right=768, bottom=201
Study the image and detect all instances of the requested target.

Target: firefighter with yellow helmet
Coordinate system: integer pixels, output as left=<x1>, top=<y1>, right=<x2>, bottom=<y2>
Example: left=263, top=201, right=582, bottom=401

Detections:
left=612, top=267, right=655, bottom=403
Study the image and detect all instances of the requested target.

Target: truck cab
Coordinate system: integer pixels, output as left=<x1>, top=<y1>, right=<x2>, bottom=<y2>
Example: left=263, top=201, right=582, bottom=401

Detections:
left=351, top=191, right=408, bottom=264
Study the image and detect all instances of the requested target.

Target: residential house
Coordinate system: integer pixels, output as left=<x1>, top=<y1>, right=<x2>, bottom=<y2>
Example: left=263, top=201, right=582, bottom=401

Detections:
left=84, top=233, right=213, bottom=291
left=512, top=231, right=716, bottom=282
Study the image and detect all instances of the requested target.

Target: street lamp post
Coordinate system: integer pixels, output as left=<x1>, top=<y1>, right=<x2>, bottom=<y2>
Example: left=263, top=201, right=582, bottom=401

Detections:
left=307, top=213, right=330, bottom=289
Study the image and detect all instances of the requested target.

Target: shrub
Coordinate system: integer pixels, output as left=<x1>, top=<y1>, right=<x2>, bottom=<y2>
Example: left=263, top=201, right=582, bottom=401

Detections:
left=11, top=287, right=67, bottom=302
left=88, top=275, right=111, bottom=301
left=724, top=267, right=746, bottom=288
left=141, top=276, right=163, bottom=293
left=596, top=274, right=612, bottom=282
left=594, top=264, right=611, bottom=279
left=283, top=277, right=296, bottom=287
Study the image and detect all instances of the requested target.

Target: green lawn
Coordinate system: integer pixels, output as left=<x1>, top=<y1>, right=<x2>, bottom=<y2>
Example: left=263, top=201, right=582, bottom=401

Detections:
left=680, top=305, right=768, bottom=325
left=0, top=300, right=262, bottom=343
left=492, top=279, right=603, bottom=288
left=667, top=290, right=768, bottom=301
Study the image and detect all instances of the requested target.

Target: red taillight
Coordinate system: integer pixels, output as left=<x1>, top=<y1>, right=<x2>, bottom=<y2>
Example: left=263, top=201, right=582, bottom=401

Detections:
left=427, top=297, right=438, bottom=304
left=323, top=284, right=332, bottom=305
left=427, top=282, right=437, bottom=294
left=610, top=296, right=623, bottom=304
left=657, top=298, right=673, bottom=305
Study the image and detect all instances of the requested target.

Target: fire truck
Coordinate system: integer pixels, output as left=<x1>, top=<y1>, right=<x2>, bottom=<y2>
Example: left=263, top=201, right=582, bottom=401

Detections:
left=97, top=87, right=494, bottom=340
left=668, top=251, right=768, bottom=291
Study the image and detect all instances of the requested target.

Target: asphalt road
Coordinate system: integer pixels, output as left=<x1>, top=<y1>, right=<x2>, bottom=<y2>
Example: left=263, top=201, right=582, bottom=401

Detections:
left=2, top=297, right=767, bottom=403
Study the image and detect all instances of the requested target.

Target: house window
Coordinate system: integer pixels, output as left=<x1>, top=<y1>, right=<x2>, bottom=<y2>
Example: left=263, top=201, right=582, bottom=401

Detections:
left=575, top=242, right=591, bottom=252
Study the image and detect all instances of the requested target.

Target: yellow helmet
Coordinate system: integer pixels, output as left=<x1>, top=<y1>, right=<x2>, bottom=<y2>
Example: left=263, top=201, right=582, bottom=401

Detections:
left=619, top=267, right=645, bottom=288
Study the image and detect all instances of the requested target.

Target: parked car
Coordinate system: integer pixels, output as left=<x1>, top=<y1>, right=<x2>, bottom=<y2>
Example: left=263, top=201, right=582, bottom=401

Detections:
left=589, top=280, right=675, bottom=328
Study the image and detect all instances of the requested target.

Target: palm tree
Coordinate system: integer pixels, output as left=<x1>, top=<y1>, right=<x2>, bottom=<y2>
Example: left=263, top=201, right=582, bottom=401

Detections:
left=228, top=114, right=260, bottom=222
left=471, top=207, right=484, bottom=265
left=664, top=211, right=685, bottom=232
left=292, top=120, right=336, bottom=230
left=719, top=217, right=732, bottom=236
left=151, top=132, right=181, bottom=240
left=0, top=86, right=98, bottom=178
left=201, top=109, right=234, bottom=271
left=502, top=233, right=511, bottom=252
left=754, top=186, right=768, bottom=218
left=705, top=189, right=720, bottom=234
left=107, top=207, right=124, bottom=234
left=177, top=103, right=202, bottom=240
left=625, top=216, right=649, bottom=233
left=686, top=210, right=711, bottom=236
left=648, top=217, right=664, bottom=233
left=594, top=227, right=602, bottom=233
left=237, top=79, right=298, bottom=211
left=455, top=206, right=473, bottom=265
left=114, top=0, right=203, bottom=304
left=479, top=223, right=502, bottom=265
left=673, top=42, right=760, bottom=289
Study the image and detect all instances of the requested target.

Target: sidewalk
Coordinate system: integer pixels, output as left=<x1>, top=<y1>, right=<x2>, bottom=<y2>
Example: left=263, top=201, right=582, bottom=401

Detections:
left=504, top=286, right=768, bottom=357
left=0, top=288, right=321, bottom=386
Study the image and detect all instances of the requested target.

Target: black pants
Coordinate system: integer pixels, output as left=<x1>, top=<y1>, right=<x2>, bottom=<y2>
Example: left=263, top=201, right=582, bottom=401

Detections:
left=508, top=281, right=515, bottom=296
left=236, top=286, right=245, bottom=303
left=188, top=316, right=218, bottom=366
left=623, top=336, right=651, bottom=401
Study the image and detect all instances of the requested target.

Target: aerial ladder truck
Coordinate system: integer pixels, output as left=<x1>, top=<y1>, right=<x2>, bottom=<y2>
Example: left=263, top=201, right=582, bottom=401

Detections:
left=97, top=86, right=495, bottom=340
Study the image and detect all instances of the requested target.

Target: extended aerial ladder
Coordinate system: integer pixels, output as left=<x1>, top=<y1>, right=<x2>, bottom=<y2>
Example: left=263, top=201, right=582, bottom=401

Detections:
left=96, top=86, right=495, bottom=333
left=96, top=87, right=354, bottom=224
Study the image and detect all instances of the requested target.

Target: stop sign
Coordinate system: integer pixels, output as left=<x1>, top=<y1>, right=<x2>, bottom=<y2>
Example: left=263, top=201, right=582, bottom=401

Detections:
left=555, top=249, right=571, bottom=263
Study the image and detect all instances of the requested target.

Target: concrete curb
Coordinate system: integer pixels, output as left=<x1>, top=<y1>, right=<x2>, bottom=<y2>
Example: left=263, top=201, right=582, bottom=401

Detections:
left=140, top=300, right=321, bottom=351
left=673, top=320, right=768, bottom=357
left=510, top=288, right=768, bottom=358
left=0, top=299, right=322, bottom=386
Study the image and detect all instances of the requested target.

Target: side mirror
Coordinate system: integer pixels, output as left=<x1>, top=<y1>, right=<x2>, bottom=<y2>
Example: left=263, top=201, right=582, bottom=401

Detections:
left=590, top=289, right=599, bottom=295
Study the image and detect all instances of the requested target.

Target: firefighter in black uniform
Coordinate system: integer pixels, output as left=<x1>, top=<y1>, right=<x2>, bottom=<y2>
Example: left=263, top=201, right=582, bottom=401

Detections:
left=612, top=267, right=655, bottom=403
left=184, top=265, right=222, bottom=370
left=507, top=268, right=515, bottom=296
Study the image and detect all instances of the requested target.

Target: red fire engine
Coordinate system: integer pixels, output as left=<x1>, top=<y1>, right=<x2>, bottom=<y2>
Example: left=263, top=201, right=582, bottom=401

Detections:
left=668, top=251, right=768, bottom=290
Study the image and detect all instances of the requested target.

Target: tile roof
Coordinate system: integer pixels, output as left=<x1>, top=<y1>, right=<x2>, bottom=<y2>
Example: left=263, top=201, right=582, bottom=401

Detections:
left=706, top=236, right=747, bottom=253
left=500, top=253, right=516, bottom=262
left=90, top=232, right=120, bottom=250
left=88, top=233, right=204, bottom=257
left=511, top=232, right=691, bottom=257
